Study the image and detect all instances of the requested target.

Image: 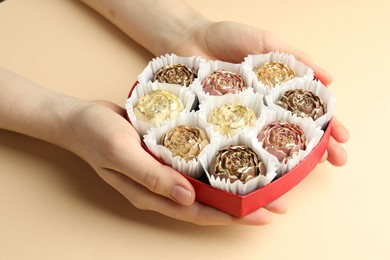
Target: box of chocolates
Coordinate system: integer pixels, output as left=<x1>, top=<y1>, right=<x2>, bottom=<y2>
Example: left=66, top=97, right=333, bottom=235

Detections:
left=126, top=52, right=335, bottom=217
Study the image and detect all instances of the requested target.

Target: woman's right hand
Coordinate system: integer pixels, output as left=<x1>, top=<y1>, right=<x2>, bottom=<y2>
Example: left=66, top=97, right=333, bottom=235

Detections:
left=64, top=100, right=287, bottom=226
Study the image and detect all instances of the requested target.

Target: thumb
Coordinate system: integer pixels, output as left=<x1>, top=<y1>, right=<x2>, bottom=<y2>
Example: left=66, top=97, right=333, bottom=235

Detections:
left=115, top=142, right=196, bottom=206
left=92, top=101, right=196, bottom=206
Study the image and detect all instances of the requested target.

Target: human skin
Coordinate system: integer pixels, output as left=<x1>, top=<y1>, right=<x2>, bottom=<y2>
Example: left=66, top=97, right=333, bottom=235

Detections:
left=0, top=0, right=348, bottom=226
left=81, top=0, right=348, bottom=165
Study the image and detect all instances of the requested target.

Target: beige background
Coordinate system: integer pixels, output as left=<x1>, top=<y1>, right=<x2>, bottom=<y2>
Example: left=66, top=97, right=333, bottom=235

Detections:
left=0, top=0, right=388, bottom=259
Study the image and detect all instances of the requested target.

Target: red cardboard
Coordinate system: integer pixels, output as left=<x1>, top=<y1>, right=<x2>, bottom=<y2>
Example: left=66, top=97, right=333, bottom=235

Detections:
left=128, top=83, right=332, bottom=217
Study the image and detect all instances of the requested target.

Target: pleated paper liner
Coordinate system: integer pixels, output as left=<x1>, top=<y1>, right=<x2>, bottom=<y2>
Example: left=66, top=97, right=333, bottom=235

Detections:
left=127, top=81, right=332, bottom=217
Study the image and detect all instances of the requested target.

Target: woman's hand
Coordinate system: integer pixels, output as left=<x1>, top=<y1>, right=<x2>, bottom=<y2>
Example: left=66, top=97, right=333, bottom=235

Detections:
left=81, top=0, right=349, bottom=166
left=64, top=100, right=287, bottom=225
left=0, top=67, right=286, bottom=226
left=163, top=20, right=349, bottom=166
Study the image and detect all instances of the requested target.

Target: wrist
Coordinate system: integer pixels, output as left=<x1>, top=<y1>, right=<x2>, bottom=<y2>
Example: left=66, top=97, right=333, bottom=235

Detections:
left=42, top=94, right=86, bottom=152
left=149, top=11, right=210, bottom=56
left=0, top=68, right=80, bottom=150
left=81, top=0, right=211, bottom=56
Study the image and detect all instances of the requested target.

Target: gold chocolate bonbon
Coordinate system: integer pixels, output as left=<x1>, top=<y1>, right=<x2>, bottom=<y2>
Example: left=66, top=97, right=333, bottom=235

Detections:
left=153, top=64, right=197, bottom=86
left=202, top=69, right=247, bottom=96
left=210, top=145, right=266, bottom=183
left=255, top=62, right=295, bottom=87
left=208, top=103, right=257, bottom=137
left=161, top=125, right=209, bottom=162
left=257, top=121, right=307, bottom=163
left=133, top=89, right=183, bottom=126
left=277, top=89, right=326, bottom=120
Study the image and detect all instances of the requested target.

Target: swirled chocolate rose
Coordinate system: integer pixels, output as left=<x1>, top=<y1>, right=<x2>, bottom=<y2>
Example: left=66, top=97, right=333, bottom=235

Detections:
left=202, top=69, right=247, bottom=96
left=258, top=121, right=307, bottom=163
left=255, top=62, right=295, bottom=87
left=208, top=104, right=257, bottom=137
left=161, top=125, right=210, bottom=162
left=210, top=145, right=266, bottom=183
left=277, top=89, right=326, bottom=120
left=133, top=89, right=184, bottom=126
left=153, top=64, right=197, bottom=86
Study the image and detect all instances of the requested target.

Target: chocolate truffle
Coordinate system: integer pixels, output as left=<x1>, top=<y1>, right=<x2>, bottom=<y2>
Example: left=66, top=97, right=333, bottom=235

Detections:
left=208, top=104, right=257, bottom=137
left=258, top=121, right=307, bottom=163
left=133, top=89, right=184, bottom=126
left=255, top=62, right=295, bottom=87
left=153, top=64, right=197, bottom=86
left=276, top=89, right=326, bottom=120
left=202, top=69, right=247, bottom=96
left=210, top=145, right=266, bottom=183
left=161, top=125, right=210, bottom=162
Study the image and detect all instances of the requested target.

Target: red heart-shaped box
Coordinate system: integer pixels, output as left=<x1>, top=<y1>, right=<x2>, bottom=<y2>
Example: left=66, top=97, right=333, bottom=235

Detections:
left=128, top=83, right=332, bottom=217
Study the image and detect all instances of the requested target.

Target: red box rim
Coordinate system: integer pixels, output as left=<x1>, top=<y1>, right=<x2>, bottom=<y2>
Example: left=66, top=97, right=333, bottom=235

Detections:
left=127, top=82, right=332, bottom=217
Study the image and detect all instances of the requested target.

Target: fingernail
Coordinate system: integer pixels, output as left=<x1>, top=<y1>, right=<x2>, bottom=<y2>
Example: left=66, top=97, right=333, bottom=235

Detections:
left=171, top=185, right=193, bottom=205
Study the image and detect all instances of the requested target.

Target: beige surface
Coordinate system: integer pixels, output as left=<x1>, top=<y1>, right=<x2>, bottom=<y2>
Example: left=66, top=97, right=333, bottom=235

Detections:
left=0, top=0, right=388, bottom=259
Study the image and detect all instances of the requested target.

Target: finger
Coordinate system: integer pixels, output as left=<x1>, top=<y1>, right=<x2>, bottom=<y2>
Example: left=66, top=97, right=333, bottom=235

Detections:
left=291, top=50, right=333, bottom=86
left=331, top=117, right=350, bottom=143
left=263, top=197, right=288, bottom=214
left=88, top=104, right=195, bottom=206
left=262, top=31, right=333, bottom=85
left=326, top=136, right=348, bottom=166
left=108, top=141, right=196, bottom=206
left=100, top=168, right=274, bottom=226
left=320, top=149, right=328, bottom=163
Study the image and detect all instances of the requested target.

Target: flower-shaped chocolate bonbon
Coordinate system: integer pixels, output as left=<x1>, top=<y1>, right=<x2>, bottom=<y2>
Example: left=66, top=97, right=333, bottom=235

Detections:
left=208, top=103, right=257, bottom=137
left=276, top=89, right=326, bottom=120
left=258, top=121, right=307, bottom=163
left=255, top=62, right=295, bottom=87
left=210, top=145, right=266, bottom=183
left=161, top=125, right=210, bottom=162
left=133, top=89, right=184, bottom=126
left=202, top=69, right=247, bottom=96
left=153, top=64, right=197, bottom=86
